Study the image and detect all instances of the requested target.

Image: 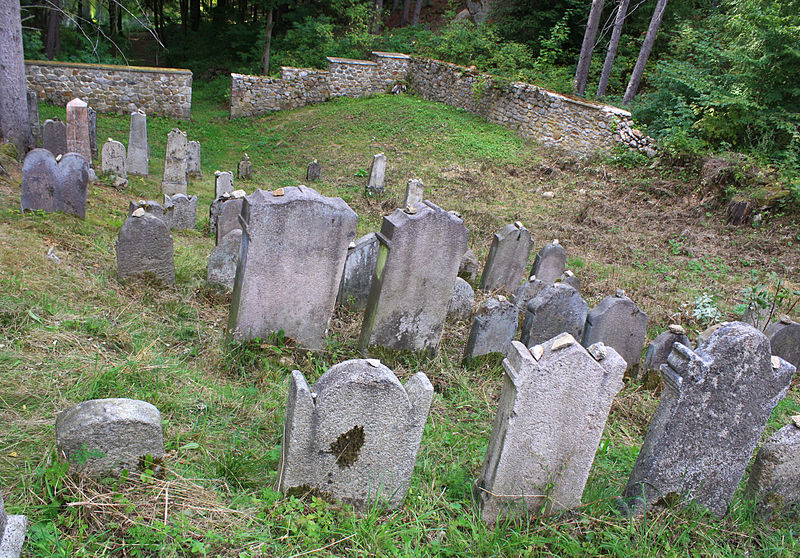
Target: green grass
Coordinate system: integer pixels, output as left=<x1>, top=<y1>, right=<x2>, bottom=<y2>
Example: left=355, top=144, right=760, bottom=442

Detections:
left=3, top=86, right=800, bottom=556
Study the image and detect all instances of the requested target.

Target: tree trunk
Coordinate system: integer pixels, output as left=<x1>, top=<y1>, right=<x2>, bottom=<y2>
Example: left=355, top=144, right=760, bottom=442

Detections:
left=597, top=0, right=629, bottom=97
left=180, top=0, right=188, bottom=34
left=401, top=0, right=411, bottom=25
left=623, top=0, right=669, bottom=103
left=412, top=0, right=423, bottom=25
left=262, top=7, right=273, bottom=75
left=391, top=0, right=400, bottom=12
left=573, top=0, right=605, bottom=95
left=109, top=0, right=117, bottom=38
left=372, top=0, right=383, bottom=34
left=117, top=2, right=123, bottom=34
left=0, top=0, right=32, bottom=156
left=190, top=0, right=200, bottom=30
left=45, top=0, right=61, bottom=60
left=215, top=0, right=228, bottom=24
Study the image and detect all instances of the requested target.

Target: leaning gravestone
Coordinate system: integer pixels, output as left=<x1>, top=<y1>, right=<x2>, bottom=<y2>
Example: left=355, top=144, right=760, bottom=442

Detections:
left=215, top=193, right=245, bottom=244
left=480, top=222, right=534, bottom=293
left=307, top=159, right=321, bottom=181
left=359, top=202, right=469, bottom=354
left=21, top=149, right=89, bottom=218
left=530, top=240, right=567, bottom=284
left=403, top=179, right=424, bottom=209
left=55, top=398, right=164, bottom=478
left=747, top=420, right=800, bottom=518
left=278, top=359, right=433, bottom=510
left=128, top=200, right=174, bottom=228
left=227, top=186, right=357, bottom=350
left=558, top=269, right=581, bottom=292
left=337, top=233, right=380, bottom=311
left=187, top=140, right=202, bottom=177
left=101, top=138, right=127, bottom=178
left=116, top=211, right=175, bottom=285
left=27, top=89, right=40, bottom=146
left=521, top=282, right=588, bottom=347
left=42, top=117, right=67, bottom=157
left=162, top=129, right=188, bottom=195
left=582, top=291, right=649, bottom=374
left=365, top=153, right=386, bottom=196
left=464, top=296, right=518, bottom=360
left=215, top=170, right=234, bottom=198
left=0, top=493, right=28, bottom=558
left=207, top=229, right=242, bottom=292
left=66, top=98, right=92, bottom=164
left=765, top=317, right=800, bottom=369
left=512, top=276, right=546, bottom=310
left=623, top=322, right=796, bottom=517
left=87, top=107, right=97, bottom=159
left=127, top=110, right=149, bottom=176
left=238, top=153, right=252, bottom=179
left=164, top=194, right=197, bottom=230
left=448, top=277, right=475, bottom=322
left=476, top=337, right=626, bottom=524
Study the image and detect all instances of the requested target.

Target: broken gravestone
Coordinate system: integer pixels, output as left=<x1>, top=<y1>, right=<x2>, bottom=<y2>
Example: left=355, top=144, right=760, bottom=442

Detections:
left=365, top=153, right=386, bottom=196
left=128, top=200, right=174, bottom=228
left=27, top=89, right=40, bottom=146
left=278, top=359, right=433, bottom=510
left=238, top=153, right=252, bottom=180
left=512, top=276, right=546, bottom=310
left=307, top=160, right=321, bottom=181
left=530, top=240, right=566, bottom=284
left=227, top=186, right=357, bottom=350
left=582, top=291, right=649, bottom=375
left=521, top=282, right=589, bottom=347
left=643, top=325, right=691, bottom=382
left=480, top=222, right=534, bottom=293
left=42, top=117, right=67, bottom=157
left=207, top=229, right=242, bottom=292
left=88, top=107, right=97, bottom=159
left=116, top=210, right=175, bottom=285
left=765, top=317, right=800, bottom=369
left=0, top=492, right=28, bottom=558
left=747, top=419, right=800, bottom=519
left=458, top=247, right=479, bottom=284
left=337, top=233, right=380, bottom=311
left=55, top=398, right=164, bottom=478
left=623, top=322, right=796, bottom=517
left=359, top=202, right=468, bottom=354
left=557, top=269, right=581, bottom=292
left=215, top=170, right=234, bottom=198
left=187, top=140, right=202, bottom=177
left=101, top=138, right=127, bottom=179
left=448, top=277, right=475, bottom=322
left=476, top=337, right=626, bottom=524
left=22, top=149, right=89, bottom=218
left=464, top=296, right=518, bottom=360
left=164, top=194, right=197, bottom=230
left=403, top=178, right=424, bottom=209
left=161, top=128, right=188, bottom=196
left=127, top=110, right=149, bottom=176
left=66, top=98, right=92, bottom=164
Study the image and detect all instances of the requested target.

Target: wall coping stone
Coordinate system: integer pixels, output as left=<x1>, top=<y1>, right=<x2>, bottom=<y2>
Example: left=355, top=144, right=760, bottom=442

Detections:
left=326, top=57, right=377, bottom=66
left=26, top=59, right=191, bottom=75
left=371, top=52, right=411, bottom=59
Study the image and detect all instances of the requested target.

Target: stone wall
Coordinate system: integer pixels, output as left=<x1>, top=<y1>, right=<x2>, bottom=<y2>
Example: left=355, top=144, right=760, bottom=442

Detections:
left=25, top=60, right=192, bottom=119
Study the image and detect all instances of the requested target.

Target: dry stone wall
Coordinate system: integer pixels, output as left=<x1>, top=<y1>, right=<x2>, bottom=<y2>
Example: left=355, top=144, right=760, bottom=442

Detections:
left=25, top=60, right=192, bottom=119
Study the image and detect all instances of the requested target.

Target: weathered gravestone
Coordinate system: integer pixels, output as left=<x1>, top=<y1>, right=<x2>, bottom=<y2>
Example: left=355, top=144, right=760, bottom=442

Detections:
left=227, top=186, right=357, bottom=350
left=530, top=240, right=567, bottom=284
left=623, top=322, right=796, bottom=517
left=582, top=292, right=649, bottom=374
left=162, top=129, right=188, bottom=195
left=87, top=107, right=97, bottom=159
left=307, top=159, right=321, bottom=181
left=0, top=493, right=28, bottom=558
left=458, top=247, right=479, bottom=284
left=403, top=179, right=424, bottom=209
left=464, top=296, right=518, bottom=360
left=359, top=202, right=469, bottom=354
left=42, top=117, right=67, bottom=157
left=765, top=317, right=800, bottom=369
left=66, top=98, right=92, bottom=164
left=448, top=277, right=475, bottom=322
left=215, top=193, right=245, bottom=244
left=55, top=398, right=164, bottom=478
left=512, top=276, right=546, bottom=310
left=747, top=419, right=800, bottom=518
left=278, top=359, right=433, bottom=510
left=215, top=170, right=234, bottom=198
left=128, top=200, right=174, bottom=227
left=207, top=229, right=242, bottom=291
left=116, top=211, right=175, bottom=285
left=643, top=325, right=691, bottom=376
left=480, top=222, right=534, bottom=293
left=476, top=337, right=626, bottom=524
left=337, top=233, right=380, bottom=311
left=558, top=269, right=581, bottom=292
left=127, top=110, right=149, bottom=176
left=21, top=149, right=88, bottom=218
left=238, top=153, right=252, bottom=179
left=365, top=153, right=386, bottom=196
left=26, top=89, right=40, bottom=146
left=187, top=140, right=202, bottom=177
left=521, top=282, right=588, bottom=347
left=101, top=138, right=127, bottom=178
left=164, top=194, right=197, bottom=230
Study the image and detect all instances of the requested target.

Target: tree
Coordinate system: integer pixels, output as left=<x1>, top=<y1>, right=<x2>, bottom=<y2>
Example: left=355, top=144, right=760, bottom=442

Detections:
left=401, top=0, right=411, bottom=25
left=412, top=0, right=422, bottom=25
left=0, top=0, right=32, bottom=156
left=596, top=0, right=629, bottom=97
left=371, top=0, right=383, bottom=34
left=45, top=0, right=61, bottom=60
left=262, top=6, right=274, bottom=74
left=623, top=0, right=669, bottom=103
left=573, top=0, right=605, bottom=95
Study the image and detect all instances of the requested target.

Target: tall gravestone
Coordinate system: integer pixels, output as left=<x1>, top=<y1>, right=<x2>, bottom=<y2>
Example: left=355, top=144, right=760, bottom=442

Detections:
left=337, top=233, right=380, bottom=311
left=530, top=241, right=566, bottom=284
left=403, top=179, right=424, bottom=209
left=127, top=110, right=149, bottom=176
left=0, top=492, right=28, bottom=558
left=476, top=337, right=626, bottom=524
left=238, top=153, right=252, bottom=179
left=366, top=153, right=386, bottom=196
left=747, top=420, right=800, bottom=518
left=101, top=138, right=127, bottom=178
left=26, top=89, right=40, bottom=146
left=582, top=292, right=649, bottom=374
left=278, top=359, right=433, bottom=510
left=227, top=186, right=357, bottom=350
left=21, top=149, right=88, bottom=218
left=765, top=317, right=800, bottom=369
left=87, top=106, right=97, bottom=159
left=480, top=222, right=534, bottom=293
left=66, top=98, right=91, bottom=163
left=164, top=194, right=197, bottom=230
left=623, top=322, right=796, bottom=516
left=162, top=128, right=188, bottom=195
left=359, top=202, right=469, bottom=354
left=521, top=282, right=588, bottom=347
left=215, top=170, right=234, bottom=198
left=116, top=210, right=175, bottom=285
left=42, top=117, right=67, bottom=157
left=463, top=296, right=518, bottom=360
left=187, top=140, right=202, bottom=177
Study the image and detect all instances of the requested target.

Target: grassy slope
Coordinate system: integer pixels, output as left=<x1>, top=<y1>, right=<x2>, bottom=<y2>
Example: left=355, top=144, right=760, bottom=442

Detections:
left=1, top=84, right=800, bottom=556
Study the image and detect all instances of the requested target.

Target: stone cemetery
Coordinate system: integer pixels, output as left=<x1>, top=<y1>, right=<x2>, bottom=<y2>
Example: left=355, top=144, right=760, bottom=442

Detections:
left=520, top=282, right=588, bottom=347
left=215, top=170, right=235, bottom=197
left=101, top=138, right=127, bottom=178
left=366, top=152, right=386, bottom=196
left=747, top=418, right=800, bottom=518
left=127, top=110, right=149, bottom=175
left=238, top=153, right=252, bottom=179
left=531, top=240, right=567, bottom=284
left=464, top=296, right=518, bottom=360
left=582, top=291, right=649, bottom=374
left=337, top=233, right=380, bottom=310
left=162, top=128, right=188, bottom=195
left=66, top=98, right=92, bottom=164
left=21, top=149, right=89, bottom=218
left=278, top=359, right=433, bottom=510
left=480, top=222, right=534, bottom=293
left=187, top=140, right=202, bottom=177
left=116, top=210, right=175, bottom=285
left=0, top=493, right=27, bottom=558
left=42, top=117, right=67, bottom=156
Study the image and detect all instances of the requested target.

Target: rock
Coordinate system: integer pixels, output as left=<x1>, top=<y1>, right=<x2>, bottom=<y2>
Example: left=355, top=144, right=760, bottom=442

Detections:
left=582, top=293, right=648, bottom=375
left=747, top=422, right=800, bottom=519
left=448, top=277, right=475, bottom=322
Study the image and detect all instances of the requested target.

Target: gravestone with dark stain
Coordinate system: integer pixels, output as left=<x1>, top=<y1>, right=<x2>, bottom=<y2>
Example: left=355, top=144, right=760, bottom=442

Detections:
left=161, top=129, right=188, bottom=196
left=164, top=194, right=197, bottom=230
left=42, top=118, right=67, bottom=157
left=101, top=138, right=127, bottom=178
left=187, top=140, right=202, bottom=177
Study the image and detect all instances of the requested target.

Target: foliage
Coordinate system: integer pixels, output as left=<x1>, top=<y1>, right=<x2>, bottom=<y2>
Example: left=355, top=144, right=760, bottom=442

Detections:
left=692, top=292, right=723, bottom=326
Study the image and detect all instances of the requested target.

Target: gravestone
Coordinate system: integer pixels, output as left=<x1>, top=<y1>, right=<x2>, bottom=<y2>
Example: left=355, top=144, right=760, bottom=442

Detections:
left=26, top=89, right=40, bottom=145
left=0, top=493, right=28, bottom=558
left=42, top=117, right=67, bottom=156
left=521, top=283, right=588, bottom=347
left=187, top=140, right=202, bottom=177
left=278, top=359, right=433, bottom=510
left=480, top=222, right=534, bottom=293
left=164, top=194, right=197, bottom=230
left=215, top=170, right=234, bottom=198
left=238, top=153, right=252, bottom=179
left=337, top=233, right=380, bottom=311
left=512, top=276, right=546, bottom=309
left=127, top=110, right=149, bottom=176
left=55, top=398, right=164, bottom=478
left=558, top=270, right=581, bottom=292
left=227, top=186, right=357, bottom=350
left=101, top=138, right=127, bottom=178
left=747, top=420, right=800, bottom=518
left=765, top=317, right=800, bottom=369
left=128, top=200, right=174, bottom=227
left=161, top=128, right=188, bottom=195
left=464, top=296, right=518, bottom=360
left=21, top=149, right=89, bottom=218
left=476, top=337, right=626, bottom=524
left=448, top=277, right=475, bottom=322
left=582, top=292, right=649, bottom=374
left=116, top=211, right=175, bottom=285
left=216, top=195, right=245, bottom=244
left=366, top=153, right=386, bottom=196
left=87, top=107, right=97, bottom=159
left=207, top=229, right=242, bottom=291
left=530, top=241, right=566, bottom=284
left=623, top=322, right=796, bottom=517
left=403, top=179, right=424, bottom=209
left=66, top=98, right=91, bottom=163
left=458, top=247, right=478, bottom=284
left=209, top=192, right=230, bottom=235
left=643, top=325, right=691, bottom=375
left=307, top=159, right=321, bottom=181
left=359, top=202, right=469, bottom=354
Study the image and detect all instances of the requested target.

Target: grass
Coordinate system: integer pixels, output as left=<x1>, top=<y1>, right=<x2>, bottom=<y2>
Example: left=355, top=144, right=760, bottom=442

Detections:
left=2, top=82, right=800, bottom=556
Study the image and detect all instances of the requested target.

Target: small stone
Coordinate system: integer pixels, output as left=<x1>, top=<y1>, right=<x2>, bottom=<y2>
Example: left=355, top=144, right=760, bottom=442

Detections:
left=497, top=295, right=507, bottom=302
left=113, top=176, right=128, bottom=190
left=349, top=241, right=356, bottom=248
left=132, top=207, right=145, bottom=217
left=552, top=239, right=560, bottom=245
left=514, top=221, right=524, bottom=228
left=587, top=342, right=608, bottom=361
left=231, top=189, right=246, bottom=198
left=615, top=289, right=626, bottom=298
left=780, top=314, right=792, bottom=325
left=772, top=356, right=781, bottom=370
left=792, top=415, right=800, bottom=429
left=542, top=191, right=555, bottom=198
left=531, top=345, right=544, bottom=361
left=367, top=358, right=381, bottom=367
left=405, top=205, right=417, bottom=214
left=273, top=188, right=285, bottom=196
left=551, top=333, right=575, bottom=351
left=669, top=324, right=686, bottom=335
